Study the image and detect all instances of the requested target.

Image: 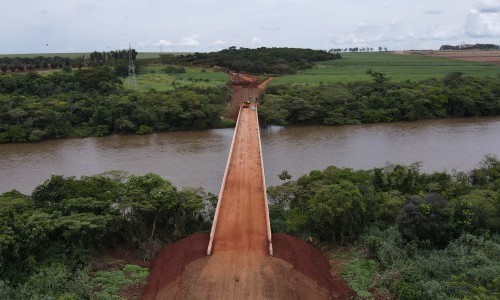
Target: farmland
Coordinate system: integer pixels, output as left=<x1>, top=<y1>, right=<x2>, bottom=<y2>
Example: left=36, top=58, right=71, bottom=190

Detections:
left=404, top=50, right=500, bottom=64
left=271, top=52, right=500, bottom=85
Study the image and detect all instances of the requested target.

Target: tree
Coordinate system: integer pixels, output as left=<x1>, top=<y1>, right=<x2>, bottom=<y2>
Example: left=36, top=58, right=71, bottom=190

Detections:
left=308, top=180, right=367, bottom=244
left=278, top=170, right=292, bottom=181
left=74, top=66, right=122, bottom=94
left=396, top=194, right=453, bottom=247
left=366, top=69, right=390, bottom=84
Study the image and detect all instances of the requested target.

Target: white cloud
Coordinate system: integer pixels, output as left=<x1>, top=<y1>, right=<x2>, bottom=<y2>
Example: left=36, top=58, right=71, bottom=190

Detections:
left=251, top=37, right=262, bottom=44
left=259, top=26, right=280, bottom=31
left=179, top=35, right=200, bottom=46
left=424, top=9, right=445, bottom=15
left=476, top=0, right=500, bottom=13
left=465, top=9, right=500, bottom=37
left=214, top=40, right=226, bottom=45
left=153, top=39, right=173, bottom=47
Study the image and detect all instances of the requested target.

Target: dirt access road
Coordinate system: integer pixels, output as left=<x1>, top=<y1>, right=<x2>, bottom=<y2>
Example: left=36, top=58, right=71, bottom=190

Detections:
left=226, top=73, right=273, bottom=119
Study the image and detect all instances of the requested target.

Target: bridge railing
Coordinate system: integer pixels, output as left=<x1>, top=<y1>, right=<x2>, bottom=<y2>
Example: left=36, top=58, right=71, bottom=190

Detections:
left=255, top=105, right=273, bottom=256
left=207, top=106, right=242, bottom=256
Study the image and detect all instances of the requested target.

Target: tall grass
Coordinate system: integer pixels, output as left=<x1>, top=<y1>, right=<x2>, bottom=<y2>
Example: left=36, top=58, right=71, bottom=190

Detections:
left=130, top=65, right=229, bottom=92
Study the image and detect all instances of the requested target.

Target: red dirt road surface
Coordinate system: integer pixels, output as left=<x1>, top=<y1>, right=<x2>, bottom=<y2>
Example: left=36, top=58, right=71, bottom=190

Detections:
left=142, top=80, right=353, bottom=299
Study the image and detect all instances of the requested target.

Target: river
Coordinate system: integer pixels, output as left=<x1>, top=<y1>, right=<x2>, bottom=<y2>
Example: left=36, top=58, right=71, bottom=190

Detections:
left=1, top=116, right=500, bottom=195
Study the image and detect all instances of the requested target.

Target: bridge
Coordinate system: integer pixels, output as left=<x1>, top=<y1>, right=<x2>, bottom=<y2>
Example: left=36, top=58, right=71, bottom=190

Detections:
left=142, top=76, right=344, bottom=299
left=207, top=103, right=273, bottom=256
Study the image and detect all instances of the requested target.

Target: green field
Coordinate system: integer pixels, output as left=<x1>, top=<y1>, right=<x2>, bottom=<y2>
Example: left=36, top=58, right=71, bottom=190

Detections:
left=271, top=52, right=500, bottom=85
left=128, top=64, right=229, bottom=92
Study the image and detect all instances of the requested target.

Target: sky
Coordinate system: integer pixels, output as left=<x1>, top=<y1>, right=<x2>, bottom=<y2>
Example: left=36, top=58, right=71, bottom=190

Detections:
left=1, top=0, right=500, bottom=54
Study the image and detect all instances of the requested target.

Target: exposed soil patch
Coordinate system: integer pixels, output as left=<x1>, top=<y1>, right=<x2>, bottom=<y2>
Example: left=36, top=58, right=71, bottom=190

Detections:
left=257, top=77, right=275, bottom=90
left=399, top=50, right=500, bottom=64
left=142, top=233, right=209, bottom=299
left=227, top=73, right=274, bottom=119
left=142, top=233, right=354, bottom=299
left=273, top=233, right=354, bottom=299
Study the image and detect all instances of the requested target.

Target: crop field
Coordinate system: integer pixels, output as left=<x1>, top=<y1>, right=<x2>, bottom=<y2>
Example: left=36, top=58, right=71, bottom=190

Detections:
left=129, top=65, right=229, bottom=92
left=271, top=52, right=500, bottom=86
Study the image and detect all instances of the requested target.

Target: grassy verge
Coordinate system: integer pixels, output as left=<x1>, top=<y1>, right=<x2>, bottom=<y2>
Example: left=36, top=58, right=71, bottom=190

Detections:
left=128, top=65, right=229, bottom=92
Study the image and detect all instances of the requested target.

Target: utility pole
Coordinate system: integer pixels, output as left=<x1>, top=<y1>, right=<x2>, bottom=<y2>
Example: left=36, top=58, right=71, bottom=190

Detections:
left=127, top=43, right=137, bottom=89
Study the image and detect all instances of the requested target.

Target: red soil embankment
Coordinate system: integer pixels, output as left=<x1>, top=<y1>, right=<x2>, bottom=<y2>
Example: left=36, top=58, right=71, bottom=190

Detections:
left=272, top=233, right=354, bottom=299
left=142, top=233, right=354, bottom=299
left=142, top=233, right=209, bottom=299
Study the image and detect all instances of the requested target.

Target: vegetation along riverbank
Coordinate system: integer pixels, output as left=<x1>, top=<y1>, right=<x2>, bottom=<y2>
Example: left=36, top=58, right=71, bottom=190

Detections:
left=1, top=156, right=499, bottom=298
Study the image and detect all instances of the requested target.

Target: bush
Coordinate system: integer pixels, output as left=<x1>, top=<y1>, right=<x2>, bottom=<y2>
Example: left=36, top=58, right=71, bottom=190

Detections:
left=91, top=265, right=148, bottom=299
left=163, top=65, right=186, bottom=74
left=95, top=125, right=110, bottom=137
left=342, top=257, right=376, bottom=298
left=396, top=194, right=453, bottom=247
left=136, top=124, right=153, bottom=135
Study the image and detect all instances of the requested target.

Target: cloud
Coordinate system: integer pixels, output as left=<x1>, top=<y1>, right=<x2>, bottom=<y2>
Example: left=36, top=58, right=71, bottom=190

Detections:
left=259, top=26, right=280, bottom=31
left=75, top=4, right=97, bottom=12
left=153, top=39, right=173, bottom=46
left=476, top=0, right=500, bottom=13
left=179, top=35, right=200, bottom=46
left=214, top=40, right=226, bottom=45
left=465, top=8, right=500, bottom=37
left=424, top=9, right=445, bottom=15
left=251, top=37, right=262, bottom=44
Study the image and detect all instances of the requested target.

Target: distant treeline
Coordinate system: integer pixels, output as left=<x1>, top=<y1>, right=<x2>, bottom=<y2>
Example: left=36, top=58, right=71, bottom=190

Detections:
left=0, top=49, right=138, bottom=73
left=259, top=72, right=500, bottom=126
left=439, top=43, right=500, bottom=51
left=160, top=47, right=341, bottom=75
left=0, top=67, right=231, bottom=143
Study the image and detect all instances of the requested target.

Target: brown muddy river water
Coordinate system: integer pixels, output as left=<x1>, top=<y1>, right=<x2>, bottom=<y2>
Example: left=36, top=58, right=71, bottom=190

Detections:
left=1, top=116, right=500, bottom=195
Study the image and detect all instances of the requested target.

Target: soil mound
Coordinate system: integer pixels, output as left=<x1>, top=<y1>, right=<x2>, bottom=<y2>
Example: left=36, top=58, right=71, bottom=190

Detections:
left=142, top=233, right=354, bottom=299
left=142, top=233, right=209, bottom=299
left=272, top=233, right=354, bottom=299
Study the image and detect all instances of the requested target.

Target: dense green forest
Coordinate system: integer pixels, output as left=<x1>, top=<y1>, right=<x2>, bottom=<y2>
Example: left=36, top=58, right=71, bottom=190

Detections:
left=268, top=156, right=500, bottom=299
left=0, top=67, right=232, bottom=143
left=259, top=72, right=500, bottom=126
left=0, top=172, right=216, bottom=299
left=1, top=157, right=499, bottom=298
left=160, top=47, right=341, bottom=74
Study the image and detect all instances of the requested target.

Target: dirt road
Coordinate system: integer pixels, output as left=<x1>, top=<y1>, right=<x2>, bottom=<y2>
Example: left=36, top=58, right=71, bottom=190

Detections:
left=227, top=86, right=261, bottom=119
